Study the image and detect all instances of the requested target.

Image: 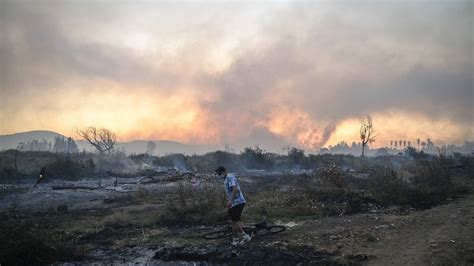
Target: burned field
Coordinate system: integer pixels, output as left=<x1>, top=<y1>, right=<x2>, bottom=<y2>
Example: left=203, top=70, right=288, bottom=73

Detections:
left=1, top=150, right=473, bottom=265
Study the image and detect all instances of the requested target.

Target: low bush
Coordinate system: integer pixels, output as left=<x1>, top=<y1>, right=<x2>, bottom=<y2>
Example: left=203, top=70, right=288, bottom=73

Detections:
left=246, top=189, right=321, bottom=220
left=367, top=155, right=468, bottom=207
left=157, top=184, right=228, bottom=225
left=0, top=218, right=86, bottom=265
left=44, top=156, right=86, bottom=180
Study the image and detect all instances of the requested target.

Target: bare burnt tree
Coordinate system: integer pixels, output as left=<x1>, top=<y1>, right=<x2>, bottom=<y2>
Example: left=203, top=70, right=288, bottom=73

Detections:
left=77, top=126, right=117, bottom=154
left=359, top=115, right=375, bottom=157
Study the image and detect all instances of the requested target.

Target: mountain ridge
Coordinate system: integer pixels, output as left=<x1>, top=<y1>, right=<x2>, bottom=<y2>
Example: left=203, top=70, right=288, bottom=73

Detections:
left=0, top=130, right=218, bottom=155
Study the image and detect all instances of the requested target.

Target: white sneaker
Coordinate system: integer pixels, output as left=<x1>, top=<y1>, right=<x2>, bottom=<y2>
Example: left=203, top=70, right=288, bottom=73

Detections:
left=239, top=233, right=251, bottom=245
left=231, top=238, right=241, bottom=247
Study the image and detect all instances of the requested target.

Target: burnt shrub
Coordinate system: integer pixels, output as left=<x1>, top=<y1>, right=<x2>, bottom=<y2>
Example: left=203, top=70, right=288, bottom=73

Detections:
left=185, top=151, right=241, bottom=172
left=367, top=155, right=467, bottom=208
left=315, top=162, right=346, bottom=190
left=0, top=218, right=85, bottom=265
left=367, top=166, right=413, bottom=206
left=153, top=153, right=190, bottom=171
left=246, top=188, right=321, bottom=220
left=307, top=164, right=379, bottom=216
left=0, top=150, right=141, bottom=183
left=44, top=156, right=86, bottom=180
left=412, top=154, right=451, bottom=190
left=451, top=153, right=474, bottom=178
left=0, top=150, right=28, bottom=181
left=460, top=155, right=474, bottom=178
left=288, top=147, right=305, bottom=165
left=157, top=184, right=227, bottom=225
left=246, top=185, right=377, bottom=220
left=246, top=165, right=379, bottom=220
left=240, top=146, right=275, bottom=169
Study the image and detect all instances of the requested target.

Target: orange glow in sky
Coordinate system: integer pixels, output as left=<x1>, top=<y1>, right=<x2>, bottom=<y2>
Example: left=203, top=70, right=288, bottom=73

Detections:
left=1, top=1, right=472, bottom=151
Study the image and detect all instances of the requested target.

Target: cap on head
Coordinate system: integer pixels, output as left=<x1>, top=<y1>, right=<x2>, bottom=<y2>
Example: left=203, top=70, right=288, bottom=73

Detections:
left=215, top=166, right=226, bottom=175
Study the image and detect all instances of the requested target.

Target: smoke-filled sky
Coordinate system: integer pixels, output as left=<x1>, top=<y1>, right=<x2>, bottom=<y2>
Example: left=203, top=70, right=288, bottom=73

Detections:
left=1, top=0, right=473, bottom=152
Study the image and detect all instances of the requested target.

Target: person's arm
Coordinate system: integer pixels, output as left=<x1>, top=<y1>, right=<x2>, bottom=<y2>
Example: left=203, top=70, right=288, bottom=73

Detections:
left=231, top=186, right=238, bottom=200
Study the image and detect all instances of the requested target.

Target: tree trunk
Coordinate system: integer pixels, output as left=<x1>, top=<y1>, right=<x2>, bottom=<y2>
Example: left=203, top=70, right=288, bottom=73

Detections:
left=14, top=150, right=18, bottom=178
left=361, top=143, right=366, bottom=157
left=52, top=185, right=99, bottom=190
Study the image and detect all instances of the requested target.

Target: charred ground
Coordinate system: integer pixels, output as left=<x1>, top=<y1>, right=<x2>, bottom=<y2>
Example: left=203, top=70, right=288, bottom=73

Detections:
left=0, top=149, right=473, bottom=265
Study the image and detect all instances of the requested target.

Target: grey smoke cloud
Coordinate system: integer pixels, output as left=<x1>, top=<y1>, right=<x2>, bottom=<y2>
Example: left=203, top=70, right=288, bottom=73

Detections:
left=199, top=1, right=473, bottom=147
left=0, top=2, right=179, bottom=92
left=1, top=1, right=472, bottom=150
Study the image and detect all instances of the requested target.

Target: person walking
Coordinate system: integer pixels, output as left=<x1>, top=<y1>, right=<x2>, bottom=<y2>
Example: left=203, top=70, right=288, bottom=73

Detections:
left=215, top=166, right=251, bottom=246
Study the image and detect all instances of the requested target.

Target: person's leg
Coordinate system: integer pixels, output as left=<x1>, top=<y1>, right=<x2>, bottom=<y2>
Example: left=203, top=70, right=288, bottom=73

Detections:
left=235, top=204, right=245, bottom=234
left=233, top=204, right=251, bottom=243
left=229, top=207, right=241, bottom=245
left=231, top=220, right=239, bottom=238
left=229, top=204, right=250, bottom=245
left=236, top=222, right=244, bottom=234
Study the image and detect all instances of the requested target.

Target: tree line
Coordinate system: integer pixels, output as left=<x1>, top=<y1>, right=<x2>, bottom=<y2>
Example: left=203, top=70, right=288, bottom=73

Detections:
left=17, top=135, right=79, bottom=153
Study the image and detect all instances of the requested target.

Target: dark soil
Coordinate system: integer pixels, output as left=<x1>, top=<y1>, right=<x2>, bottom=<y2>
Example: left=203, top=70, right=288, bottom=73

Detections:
left=1, top=173, right=473, bottom=265
left=154, top=244, right=341, bottom=265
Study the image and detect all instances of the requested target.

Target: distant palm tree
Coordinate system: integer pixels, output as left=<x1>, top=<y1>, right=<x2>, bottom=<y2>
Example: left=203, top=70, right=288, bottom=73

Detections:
left=390, top=140, right=393, bottom=149
left=417, top=138, right=421, bottom=150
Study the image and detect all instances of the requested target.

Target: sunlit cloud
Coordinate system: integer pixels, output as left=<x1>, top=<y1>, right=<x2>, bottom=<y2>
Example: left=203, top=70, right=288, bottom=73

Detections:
left=1, top=1, right=472, bottom=152
left=258, top=106, right=333, bottom=149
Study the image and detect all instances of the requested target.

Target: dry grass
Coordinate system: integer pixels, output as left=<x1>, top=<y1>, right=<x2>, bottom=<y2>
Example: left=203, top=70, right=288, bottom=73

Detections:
left=156, top=183, right=228, bottom=225
left=0, top=213, right=87, bottom=265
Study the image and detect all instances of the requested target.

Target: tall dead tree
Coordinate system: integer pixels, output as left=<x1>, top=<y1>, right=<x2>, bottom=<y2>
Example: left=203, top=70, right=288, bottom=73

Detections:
left=360, top=115, right=375, bottom=157
left=77, top=126, right=117, bottom=154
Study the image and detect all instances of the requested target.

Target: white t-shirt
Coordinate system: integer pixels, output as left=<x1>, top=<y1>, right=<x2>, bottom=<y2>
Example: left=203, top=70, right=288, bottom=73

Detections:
left=224, top=174, right=246, bottom=207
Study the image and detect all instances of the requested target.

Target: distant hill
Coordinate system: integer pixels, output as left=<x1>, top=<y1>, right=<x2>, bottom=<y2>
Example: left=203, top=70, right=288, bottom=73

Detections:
left=0, top=130, right=217, bottom=155
left=0, top=130, right=66, bottom=150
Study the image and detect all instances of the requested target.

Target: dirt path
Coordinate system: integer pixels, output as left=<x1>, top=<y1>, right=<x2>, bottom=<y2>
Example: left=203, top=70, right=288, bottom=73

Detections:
left=149, top=194, right=474, bottom=265
left=368, top=195, right=474, bottom=265
left=281, top=194, right=474, bottom=265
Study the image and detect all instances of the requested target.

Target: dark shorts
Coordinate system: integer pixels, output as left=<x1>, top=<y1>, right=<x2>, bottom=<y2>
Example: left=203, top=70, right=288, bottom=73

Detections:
left=228, top=203, right=245, bottom=221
